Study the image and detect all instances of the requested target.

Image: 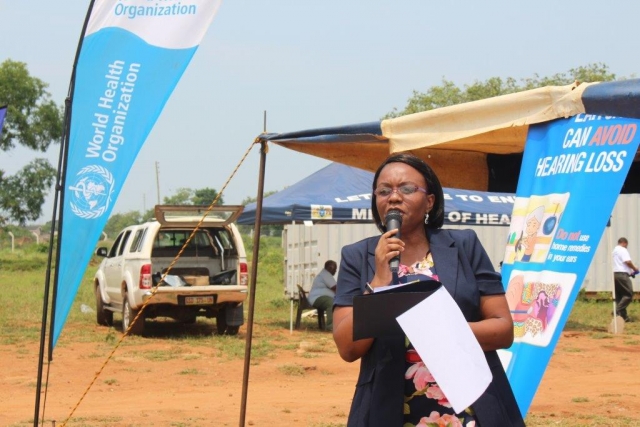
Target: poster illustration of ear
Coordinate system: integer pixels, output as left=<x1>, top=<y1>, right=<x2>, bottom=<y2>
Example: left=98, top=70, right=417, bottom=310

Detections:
left=505, top=269, right=576, bottom=347
left=500, top=114, right=640, bottom=416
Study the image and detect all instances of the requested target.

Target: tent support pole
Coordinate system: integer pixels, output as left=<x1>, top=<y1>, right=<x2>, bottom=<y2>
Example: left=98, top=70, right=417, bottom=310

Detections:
left=239, top=139, right=267, bottom=427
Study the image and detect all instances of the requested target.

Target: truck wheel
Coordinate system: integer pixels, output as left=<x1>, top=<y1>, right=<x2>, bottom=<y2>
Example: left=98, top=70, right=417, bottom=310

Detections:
left=216, top=309, right=228, bottom=335
left=122, top=294, right=144, bottom=335
left=95, top=285, right=113, bottom=326
left=225, top=325, right=240, bottom=336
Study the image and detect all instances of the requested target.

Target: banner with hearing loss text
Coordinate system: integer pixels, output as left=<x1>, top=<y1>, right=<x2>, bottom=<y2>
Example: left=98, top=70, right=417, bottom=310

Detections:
left=499, top=114, right=640, bottom=416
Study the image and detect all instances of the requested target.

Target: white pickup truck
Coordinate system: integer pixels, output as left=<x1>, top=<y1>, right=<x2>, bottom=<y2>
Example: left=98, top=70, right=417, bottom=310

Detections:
left=93, top=205, right=248, bottom=335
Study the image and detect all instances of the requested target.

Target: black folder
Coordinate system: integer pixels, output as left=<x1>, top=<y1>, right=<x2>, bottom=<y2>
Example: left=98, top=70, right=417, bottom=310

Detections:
left=353, top=279, right=442, bottom=340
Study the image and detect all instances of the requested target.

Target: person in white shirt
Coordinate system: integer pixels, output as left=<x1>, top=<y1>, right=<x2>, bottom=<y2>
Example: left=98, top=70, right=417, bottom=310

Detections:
left=612, top=237, right=639, bottom=322
left=308, top=260, right=337, bottom=331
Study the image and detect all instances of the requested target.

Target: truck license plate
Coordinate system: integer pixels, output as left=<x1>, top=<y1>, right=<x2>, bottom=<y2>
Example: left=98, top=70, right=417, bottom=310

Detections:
left=185, top=296, right=214, bottom=305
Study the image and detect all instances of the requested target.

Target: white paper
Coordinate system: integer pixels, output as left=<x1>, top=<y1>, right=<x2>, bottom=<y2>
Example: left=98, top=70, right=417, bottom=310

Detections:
left=396, top=286, right=492, bottom=414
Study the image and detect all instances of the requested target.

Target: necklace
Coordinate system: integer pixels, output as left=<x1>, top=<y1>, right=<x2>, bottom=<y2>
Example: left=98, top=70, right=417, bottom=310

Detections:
left=413, top=250, right=432, bottom=268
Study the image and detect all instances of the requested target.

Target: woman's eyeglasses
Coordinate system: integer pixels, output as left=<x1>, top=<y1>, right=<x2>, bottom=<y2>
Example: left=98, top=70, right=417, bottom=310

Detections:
left=373, top=185, right=428, bottom=198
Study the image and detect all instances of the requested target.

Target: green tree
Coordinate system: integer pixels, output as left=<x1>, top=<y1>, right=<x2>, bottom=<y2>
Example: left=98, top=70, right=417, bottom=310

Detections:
left=162, top=187, right=225, bottom=206
left=384, top=63, right=619, bottom=119
left=102, top=210, right=143, bottom=239
left=162, top=187, right=193, bottom=205
left=192, top=187, right=224, bottom=206
left=0, top=60, right=63, bottom=225
left=141, top=207, right=155, bottom=222
left=99, top=186, right=228, bottom=237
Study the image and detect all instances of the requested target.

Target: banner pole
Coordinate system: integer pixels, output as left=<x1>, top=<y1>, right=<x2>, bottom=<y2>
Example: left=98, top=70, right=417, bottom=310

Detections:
left=47, top=0, right=96, bottom=360
left=33, top=2, right=96, bottom=425
left=607, top=219, right=617, bottom=333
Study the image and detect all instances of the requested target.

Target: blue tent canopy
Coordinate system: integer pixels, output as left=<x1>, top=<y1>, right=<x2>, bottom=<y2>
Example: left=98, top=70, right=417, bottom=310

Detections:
left=238, top=162, right=514, bottom=226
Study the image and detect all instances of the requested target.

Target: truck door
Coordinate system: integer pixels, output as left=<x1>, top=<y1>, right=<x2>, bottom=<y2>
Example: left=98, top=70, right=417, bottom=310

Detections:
left=104, top=230, right=132, bottom=301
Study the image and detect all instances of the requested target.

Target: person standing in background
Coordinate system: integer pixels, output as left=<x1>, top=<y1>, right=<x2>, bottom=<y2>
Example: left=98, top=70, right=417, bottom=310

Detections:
left=612, top=237, right=639, bottom=322
left=308, top=260, right=337, bottom=331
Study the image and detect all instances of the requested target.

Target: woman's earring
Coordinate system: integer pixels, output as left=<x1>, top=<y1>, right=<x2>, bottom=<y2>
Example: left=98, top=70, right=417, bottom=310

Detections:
left=424, top=212, right=429, bottom=225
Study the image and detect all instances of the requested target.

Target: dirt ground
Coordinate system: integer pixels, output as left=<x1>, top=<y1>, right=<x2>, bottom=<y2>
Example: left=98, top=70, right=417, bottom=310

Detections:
left=2, top=323, right=640, bottom=427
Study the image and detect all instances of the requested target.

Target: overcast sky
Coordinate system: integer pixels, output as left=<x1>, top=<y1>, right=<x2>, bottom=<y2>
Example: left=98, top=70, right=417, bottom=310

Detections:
left=1, top=1, right=639, bottom=223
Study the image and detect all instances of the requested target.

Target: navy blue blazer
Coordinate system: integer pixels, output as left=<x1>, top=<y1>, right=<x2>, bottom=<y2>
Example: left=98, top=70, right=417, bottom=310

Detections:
left=334, top=228, right=525, bottom=427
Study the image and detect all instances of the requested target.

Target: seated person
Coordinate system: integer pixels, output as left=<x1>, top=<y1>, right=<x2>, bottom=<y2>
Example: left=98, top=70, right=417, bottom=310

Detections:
left=308, top=260, right=337, bottom=331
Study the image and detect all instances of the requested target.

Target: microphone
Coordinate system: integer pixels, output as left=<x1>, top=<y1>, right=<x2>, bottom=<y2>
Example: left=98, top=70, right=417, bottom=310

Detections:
left=385, top=210, right=402, bottom=275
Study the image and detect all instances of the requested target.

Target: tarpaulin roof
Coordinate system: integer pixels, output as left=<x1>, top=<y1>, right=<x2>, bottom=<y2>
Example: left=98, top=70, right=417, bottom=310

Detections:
left=238, top=162, right=514, bottom=226
left=258, top=79, right=640, bottom=192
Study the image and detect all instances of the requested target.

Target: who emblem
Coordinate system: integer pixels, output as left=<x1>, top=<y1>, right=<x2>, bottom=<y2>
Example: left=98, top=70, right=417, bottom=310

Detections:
left=68, top=165, right=115, bottom=219
left=311, top=204, right=332, bottom=220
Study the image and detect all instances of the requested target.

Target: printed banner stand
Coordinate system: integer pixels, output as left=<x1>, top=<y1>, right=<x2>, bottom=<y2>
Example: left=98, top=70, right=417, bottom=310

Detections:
left=35, top=2, right=222, bottom=424
left=53, top=0, right=222, bottom=347
left=500, top=114, right=640, bottom=416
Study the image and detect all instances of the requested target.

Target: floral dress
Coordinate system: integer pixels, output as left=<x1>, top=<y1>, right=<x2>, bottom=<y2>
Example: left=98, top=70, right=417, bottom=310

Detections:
left=400, top=252, right=478, bottom=427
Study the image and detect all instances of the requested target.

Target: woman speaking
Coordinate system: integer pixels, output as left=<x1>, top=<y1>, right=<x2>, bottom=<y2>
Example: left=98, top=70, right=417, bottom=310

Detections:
left=333, top=153, right=524, bottom=426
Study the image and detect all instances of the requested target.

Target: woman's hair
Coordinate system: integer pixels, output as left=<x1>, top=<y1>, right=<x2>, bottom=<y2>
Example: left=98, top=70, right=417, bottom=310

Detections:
left=371, top=153, right=444, bottom=232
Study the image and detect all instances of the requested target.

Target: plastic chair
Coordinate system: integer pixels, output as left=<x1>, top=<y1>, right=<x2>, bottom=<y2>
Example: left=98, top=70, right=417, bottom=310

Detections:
left=295, top=285, right=326, bottom=330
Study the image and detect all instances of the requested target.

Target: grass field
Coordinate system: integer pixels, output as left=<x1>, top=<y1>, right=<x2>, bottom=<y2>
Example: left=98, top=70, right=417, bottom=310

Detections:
left=2, top=236, right=637, bottom=343
left=0, top=236, right=297, bottom=349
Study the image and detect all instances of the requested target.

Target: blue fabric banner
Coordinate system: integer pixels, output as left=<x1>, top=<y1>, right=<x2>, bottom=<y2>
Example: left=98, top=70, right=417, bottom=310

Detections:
left=500, top=114, right=640, bottom=415
left=53, top=0, right=222, bottom=347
